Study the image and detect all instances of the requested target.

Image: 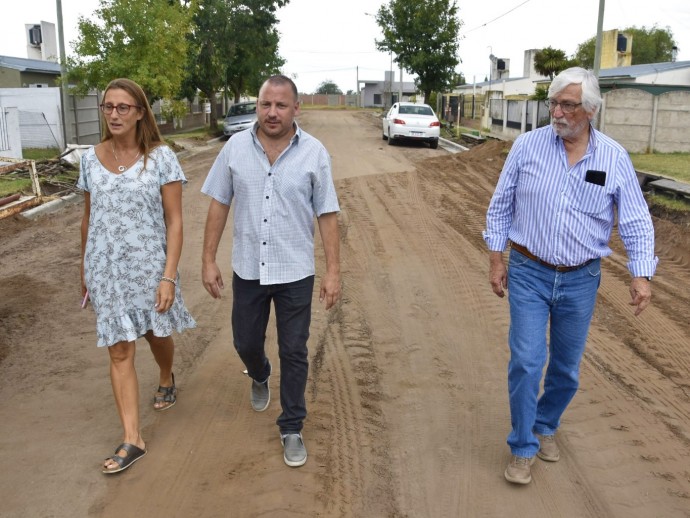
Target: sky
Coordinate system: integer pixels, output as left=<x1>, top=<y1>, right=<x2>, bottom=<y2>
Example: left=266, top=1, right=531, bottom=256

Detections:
left=1, top=0, right=689, bottom=95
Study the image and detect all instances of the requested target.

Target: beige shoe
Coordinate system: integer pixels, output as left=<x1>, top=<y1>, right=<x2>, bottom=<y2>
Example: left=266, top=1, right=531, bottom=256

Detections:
left=504, top=455, right=536, bottom=484
left=536, top=434, right=560, bottom=462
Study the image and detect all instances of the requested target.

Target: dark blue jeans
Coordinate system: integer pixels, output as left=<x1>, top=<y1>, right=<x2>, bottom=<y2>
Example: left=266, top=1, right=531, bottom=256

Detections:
left=232, top=273, right=314, bottom=434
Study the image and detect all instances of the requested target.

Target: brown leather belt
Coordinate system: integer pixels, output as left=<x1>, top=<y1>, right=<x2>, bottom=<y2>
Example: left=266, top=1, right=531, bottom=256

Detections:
left=511, top=242, right=594, bottom=272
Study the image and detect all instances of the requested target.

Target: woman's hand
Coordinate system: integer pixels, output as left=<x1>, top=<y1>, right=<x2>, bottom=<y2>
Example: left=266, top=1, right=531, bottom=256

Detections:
left=155, top=280, right=176, bottom=312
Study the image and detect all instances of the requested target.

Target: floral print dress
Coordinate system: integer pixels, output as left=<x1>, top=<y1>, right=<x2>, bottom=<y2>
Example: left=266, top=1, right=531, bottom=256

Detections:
left=78, top=144, right=196, bottom=347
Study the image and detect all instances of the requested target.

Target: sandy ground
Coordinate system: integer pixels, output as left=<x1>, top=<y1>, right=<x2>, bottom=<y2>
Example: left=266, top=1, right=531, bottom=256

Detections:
left=1, top=110, right=689, bottom=518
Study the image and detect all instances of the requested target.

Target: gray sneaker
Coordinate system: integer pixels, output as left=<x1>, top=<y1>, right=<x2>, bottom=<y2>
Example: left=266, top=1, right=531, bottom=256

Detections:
left=504, top=455, right=536, bottom=485
left=281, top=433, right=307, bottom=467
left=250, top=376, right=270, bottom=412
left=536, top=433, right=560, bottom=462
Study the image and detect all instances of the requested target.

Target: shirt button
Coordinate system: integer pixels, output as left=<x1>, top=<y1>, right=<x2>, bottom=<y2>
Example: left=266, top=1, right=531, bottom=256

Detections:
left=262, top=241, right=266, bottom=245
left=268, top=173, right=272, bottom=176
left=263, top=219, right=267, bottom=222
left=261, top=262, right=265, bottom=266
left=265, top=196, right=269, bottom=199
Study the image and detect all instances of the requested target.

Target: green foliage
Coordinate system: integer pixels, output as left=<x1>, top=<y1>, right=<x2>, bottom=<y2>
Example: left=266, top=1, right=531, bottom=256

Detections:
left=533, top=47, right=577, bottom=80
left=622, top=26, right=676, bottom=65
left=67, top=0, right=192, bottom=102
left=161, top=99, right=190, bottom=128
left=630, top=152, right=690, bottom=183
left=182, top=0, right=286, bottom=127
left=531, top=86, right=549, bottom=100
left=574, top=25, right=677, bottom=69
left=375, top=0, right=461, bottom=101
left=428, top=92, right=438, bottom=110
left=574, top=37, right=596, bottom=69
left=315, top=80, right=343, bottom=95
left=23, top=148, right=60, bottom=160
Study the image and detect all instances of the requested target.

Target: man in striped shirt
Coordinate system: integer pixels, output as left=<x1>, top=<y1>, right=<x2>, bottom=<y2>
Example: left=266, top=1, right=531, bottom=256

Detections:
left=483, top=67, right=657, bottom=485
left=201, top=75, right=341, bottom=468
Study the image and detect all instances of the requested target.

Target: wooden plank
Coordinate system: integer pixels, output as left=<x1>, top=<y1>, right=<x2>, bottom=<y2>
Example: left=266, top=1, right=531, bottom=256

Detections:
left=0, top=196, right=42, bottom=219
left=0, top=161, right=30, bottom=175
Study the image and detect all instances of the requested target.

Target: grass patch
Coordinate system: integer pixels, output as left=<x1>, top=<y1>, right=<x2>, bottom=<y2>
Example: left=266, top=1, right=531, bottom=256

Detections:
left=0, top=179, right=32, bottom=198
left=630, top=153, right=690, bottom=183
left=23, top=148, right=60, bottom=160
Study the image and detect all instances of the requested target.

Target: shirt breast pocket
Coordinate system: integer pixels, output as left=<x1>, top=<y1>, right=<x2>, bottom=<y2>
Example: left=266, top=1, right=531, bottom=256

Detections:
left=572, top=179, right=611, bottom=216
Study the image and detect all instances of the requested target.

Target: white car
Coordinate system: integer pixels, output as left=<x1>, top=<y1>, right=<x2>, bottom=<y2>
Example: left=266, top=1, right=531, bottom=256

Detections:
left=382, top=102, right=440, bottom=149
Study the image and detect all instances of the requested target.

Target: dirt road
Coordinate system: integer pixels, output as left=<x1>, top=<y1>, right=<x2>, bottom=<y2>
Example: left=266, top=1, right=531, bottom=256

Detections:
left=1, top=110, right=689, bottom=517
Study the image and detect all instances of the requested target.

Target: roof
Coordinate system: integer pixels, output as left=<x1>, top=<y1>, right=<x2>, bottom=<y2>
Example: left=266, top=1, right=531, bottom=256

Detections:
left=598, top=60, right=690, bottom=80
left=0, top=55, right=61, bottom=75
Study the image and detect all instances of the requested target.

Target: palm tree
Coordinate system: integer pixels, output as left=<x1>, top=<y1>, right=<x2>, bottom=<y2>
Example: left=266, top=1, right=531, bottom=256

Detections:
left=534, top=47, right=576, bottom=80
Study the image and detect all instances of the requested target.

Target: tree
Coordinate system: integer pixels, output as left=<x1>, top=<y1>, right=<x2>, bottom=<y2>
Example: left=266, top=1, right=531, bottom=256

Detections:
left=533, top=46, right=576, bottom=80
left=315, top=80, right=342, bottom=95
left=225, top=0, right=287, bottom=103
left=67, top=0, right=192, bottom=102
left=574, top=25, right=677, bottom=69
left=181, top=0, right=286, bottom=128
left=375, top=0, right=461, bottom=103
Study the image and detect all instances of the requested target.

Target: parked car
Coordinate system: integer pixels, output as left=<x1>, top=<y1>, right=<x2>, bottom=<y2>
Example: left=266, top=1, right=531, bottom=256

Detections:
left=223, top=101, right=257, bottom=138
left=382, top=102, right=440, bottom=149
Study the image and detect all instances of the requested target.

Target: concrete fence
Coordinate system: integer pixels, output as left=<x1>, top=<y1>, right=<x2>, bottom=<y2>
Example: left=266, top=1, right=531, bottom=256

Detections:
left=486, top=88, right=690, bottom=154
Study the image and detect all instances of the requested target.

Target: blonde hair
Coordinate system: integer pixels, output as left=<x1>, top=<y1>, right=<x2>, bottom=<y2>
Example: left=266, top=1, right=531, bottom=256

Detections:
left=101, top=78, right=164, bottom=169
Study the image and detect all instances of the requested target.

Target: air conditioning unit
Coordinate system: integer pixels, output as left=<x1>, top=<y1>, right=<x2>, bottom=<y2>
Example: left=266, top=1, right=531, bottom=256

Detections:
left=29, top=25, right=42, bottom=46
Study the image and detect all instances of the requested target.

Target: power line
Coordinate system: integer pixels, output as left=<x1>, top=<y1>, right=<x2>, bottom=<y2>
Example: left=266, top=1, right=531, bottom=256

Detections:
left=462, top=0, right=532, bottom=35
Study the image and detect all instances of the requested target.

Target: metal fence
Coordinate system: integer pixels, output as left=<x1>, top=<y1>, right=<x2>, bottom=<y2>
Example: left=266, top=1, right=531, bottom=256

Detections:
left=19, top=110, right=62, bottom=149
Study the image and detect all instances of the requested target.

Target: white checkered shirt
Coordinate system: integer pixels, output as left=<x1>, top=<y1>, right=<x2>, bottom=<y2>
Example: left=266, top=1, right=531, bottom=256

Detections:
left=201, top=122, right=340, bottom=285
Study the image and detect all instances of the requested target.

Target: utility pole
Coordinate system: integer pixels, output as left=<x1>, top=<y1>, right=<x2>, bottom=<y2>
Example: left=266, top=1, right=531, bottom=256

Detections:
left=56, top=0, right=70, bottom=147
left=593, top=0, right=605, bottom=78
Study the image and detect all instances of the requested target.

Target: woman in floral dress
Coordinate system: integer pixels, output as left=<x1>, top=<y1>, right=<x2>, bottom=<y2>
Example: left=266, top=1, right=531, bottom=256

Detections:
left=78, top=78, right=196, bottom=474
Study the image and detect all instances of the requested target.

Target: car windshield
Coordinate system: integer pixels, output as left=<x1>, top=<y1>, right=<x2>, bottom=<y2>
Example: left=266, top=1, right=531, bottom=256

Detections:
left=227, top=103, right=256, bottom=117
left=398, top=105, right=434, bottom=116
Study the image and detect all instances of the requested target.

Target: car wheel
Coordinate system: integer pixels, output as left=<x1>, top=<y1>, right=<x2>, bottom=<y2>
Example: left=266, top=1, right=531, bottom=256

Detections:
left=430, top=139, right=439, bottom=149
left=382, top=132, right=388, bottom=141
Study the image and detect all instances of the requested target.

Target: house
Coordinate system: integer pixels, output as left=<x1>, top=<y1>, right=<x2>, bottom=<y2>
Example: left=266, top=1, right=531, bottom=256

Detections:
left=359, top=71, right=419, bottom=108
left=0, top=55, right=62, bottom=88
left=453, top=28, right=690, bottom=100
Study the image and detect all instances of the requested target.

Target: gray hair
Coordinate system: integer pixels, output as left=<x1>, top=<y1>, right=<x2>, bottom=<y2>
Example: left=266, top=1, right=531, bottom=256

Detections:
left=548, top=67, right=602, bottom=116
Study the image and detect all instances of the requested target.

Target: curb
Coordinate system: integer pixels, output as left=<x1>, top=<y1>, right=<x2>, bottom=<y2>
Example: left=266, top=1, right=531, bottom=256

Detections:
left=22, top=192, right=82, bottom=220
left=439, top=137, right=470, bottom=153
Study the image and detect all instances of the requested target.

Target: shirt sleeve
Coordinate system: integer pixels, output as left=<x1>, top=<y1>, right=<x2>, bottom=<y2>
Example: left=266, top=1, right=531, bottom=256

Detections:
left=201, top=142, right=234, bottom=206
left=483, top=138, right=522, bottom=252
left=153, top=145, right=187, bottom=186
left=312, top=144, right=340, bottom=217
left=613, top=153, right=658, bottom=277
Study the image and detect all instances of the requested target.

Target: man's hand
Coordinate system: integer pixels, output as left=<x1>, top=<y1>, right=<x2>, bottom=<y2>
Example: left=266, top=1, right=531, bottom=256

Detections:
left=319, top=271, right=341, bottom=310
left=489, top=251, right=508, bottom=298
left=629, top=277, right=652, bottom=316
left=202, top=260, right=224, bottom=299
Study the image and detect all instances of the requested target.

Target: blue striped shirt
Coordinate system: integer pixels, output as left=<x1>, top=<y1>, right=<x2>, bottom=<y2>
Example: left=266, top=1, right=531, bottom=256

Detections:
left=484, top=124, right=657, bottom=277
left=201, top=122, right=340, bottom=285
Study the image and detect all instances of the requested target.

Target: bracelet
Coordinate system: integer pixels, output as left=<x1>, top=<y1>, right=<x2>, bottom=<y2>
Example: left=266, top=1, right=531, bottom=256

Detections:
left=160, top=276, right=177, bottom=286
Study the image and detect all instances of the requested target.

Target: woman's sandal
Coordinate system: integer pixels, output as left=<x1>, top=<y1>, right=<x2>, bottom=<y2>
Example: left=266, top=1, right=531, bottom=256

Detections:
left=153, top=373, right=177, bottom=411
left=102, top=443, right=147, bottom=474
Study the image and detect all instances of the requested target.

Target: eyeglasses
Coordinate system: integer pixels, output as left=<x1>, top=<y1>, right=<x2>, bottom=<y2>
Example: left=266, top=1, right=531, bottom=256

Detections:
left=545, top=100, right=582, bottom=114
left=99, top=103, right=142, bottom=115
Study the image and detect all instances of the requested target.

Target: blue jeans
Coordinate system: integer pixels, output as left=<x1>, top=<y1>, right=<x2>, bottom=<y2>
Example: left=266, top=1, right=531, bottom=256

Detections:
left=232, top=273, right=314, bottom=434
left=506, top=249, right=601, bottom=458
